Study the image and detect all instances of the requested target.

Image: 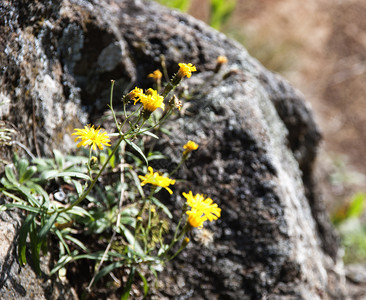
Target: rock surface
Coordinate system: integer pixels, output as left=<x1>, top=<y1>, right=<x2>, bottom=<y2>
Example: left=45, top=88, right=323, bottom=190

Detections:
left=0, top=0, right=345, bottom=299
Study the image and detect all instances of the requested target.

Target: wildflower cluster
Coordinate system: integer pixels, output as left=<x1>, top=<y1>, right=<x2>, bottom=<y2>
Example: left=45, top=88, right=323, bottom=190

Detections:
left=1, top=61, right=223, bottom=298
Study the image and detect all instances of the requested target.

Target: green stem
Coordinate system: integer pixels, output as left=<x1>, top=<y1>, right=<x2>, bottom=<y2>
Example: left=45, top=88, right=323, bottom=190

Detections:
left=121, top=105, right=143, bottom=131
left=169, top=157, right=187, bottom=177
left=109, top=80, right=123, bottom=136
left=135, top=107, right=174, bottom=136
left=159, top=222, right=188, bottom=259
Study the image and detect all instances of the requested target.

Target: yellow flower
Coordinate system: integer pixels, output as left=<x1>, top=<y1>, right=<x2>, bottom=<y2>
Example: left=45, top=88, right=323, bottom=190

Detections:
left=139, top=166, right=176, bottom=194
left=72, top=125, right=111, bottom=151
left=177, top=63, right=197, bottom=78
left=183, top=191, right=221, bottom=228
left=140, top=88, right=165, bottom=112
left=127, top=87, right=145, bottom=104
left=216, top=55, right=228, bottom=64
left=186, top=210, right=207, bottom=228
left=183, top=140, right=199, bottom=156
left=148, top=69, right=162, bottom=80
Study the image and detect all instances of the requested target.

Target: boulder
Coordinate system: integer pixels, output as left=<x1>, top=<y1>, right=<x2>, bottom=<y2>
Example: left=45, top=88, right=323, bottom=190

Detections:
left=0, top=0, right=345, bottom=299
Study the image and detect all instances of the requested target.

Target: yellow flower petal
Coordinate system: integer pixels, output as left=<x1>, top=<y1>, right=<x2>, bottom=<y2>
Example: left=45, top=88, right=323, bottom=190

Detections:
left=183, top=140, right=199, bottom=156
left=72, top=125, right=111, bottom=151
left=139, top=166, right=175, bottom=194
left=183, top=191, right=221, bottom=228
left=147, top=69, right=162, bottom=80
left=140, top=88, right=165, bottom=112
left=178, top=63, right=196, bottom=78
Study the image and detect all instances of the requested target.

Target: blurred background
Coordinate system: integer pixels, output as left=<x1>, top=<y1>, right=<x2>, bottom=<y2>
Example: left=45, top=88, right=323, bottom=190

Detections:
left=157, top=0, right=366, bottom=264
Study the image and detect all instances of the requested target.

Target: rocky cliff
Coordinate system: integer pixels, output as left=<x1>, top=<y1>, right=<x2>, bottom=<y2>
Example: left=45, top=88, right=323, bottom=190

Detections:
left=0, top=0, right=345, bottom=299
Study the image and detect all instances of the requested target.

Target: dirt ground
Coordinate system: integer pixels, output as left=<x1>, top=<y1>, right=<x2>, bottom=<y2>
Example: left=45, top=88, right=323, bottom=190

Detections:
left=189, top=0, right=366, bottom=212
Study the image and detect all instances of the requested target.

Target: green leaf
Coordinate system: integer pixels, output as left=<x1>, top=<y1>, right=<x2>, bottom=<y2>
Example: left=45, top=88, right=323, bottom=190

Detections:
left=92, top=261, right=125, bottom=286
left=1, top=202, right=42, bottom=214
left=107, top=148, right=116, bottom=169
left=347, top=193, right=366, bottom=219
left=50, top=255, right=73, bottom=275
left=121, top=267, right=136, bottom=300
left=143, top=131, right=159, bottom=139
left=151, top=196, right=172, bottom=218
left=18, top=185, right=41, bottom=207
left=64, top=235, right=88, bottom=252
left=5, top=165, right=18, bottom=185
left=31, top=183, right=50, bottom=207
left=32, top=157, right=52, bottom=171
left=72, top=179, right=84, bottom=197
left=119, top=224, right=144, bottom=255
left=67, top=206, right=95, bottom=220
left=2, top=190, right=25, bottom=203
left=53, top=149, right=65, bottom=169
left=18, top=213, right=36, bottom=266
left=125, top=139, right=148, bottom=166
left=120, top=216, right=136, bottom=227
left=17, top=159, right=29, bottom=180
left=73, top=251, right=121, bottom=261
left=55, top=229, right=71, bottom=256
left=29, top=219, right=42, bottom=275
left=156, top=0, right=190, bottom=12
left=128, top=169, right=145, bottom=199
left=43, top=171, right=91, bottom=181
left=137, top=269, right=149, bottom=297
left=147, top=153, right=166, bottom=161
left=19, top=166, right=37, bottom=183
left=38, top=212, right=58, bottom=241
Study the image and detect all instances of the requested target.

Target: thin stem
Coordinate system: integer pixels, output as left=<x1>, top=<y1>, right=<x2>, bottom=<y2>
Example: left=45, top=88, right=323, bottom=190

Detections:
left=87, top=142, right=127, bottom=291
left=108, top=80, right=123, bottom=136
left=135, top=107, right=174, bottom=136
left=86, top=146, right=93, bottom=178
left=121, top=105, right=143, bottom=131
left=169, top=157, right=186, bottom=177
left=159, top=224, right=188, bottom=259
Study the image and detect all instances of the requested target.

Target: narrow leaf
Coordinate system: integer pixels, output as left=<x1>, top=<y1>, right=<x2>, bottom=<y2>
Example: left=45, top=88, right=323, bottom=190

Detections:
left=67, top=206, right=95, bottom=220
left=107, top=148, right=116, bottom=169
left=50, top=255, right=73, bottom=275
left=120, top=224, right=144, bottom=255
left=92, top=261, right=125, bottom=286
left=151, top=196, right=172, bottom=218
left=143, top=131, right=159, bottom=139
left=64, top=235, right=88, bottom=252
left=29, top=219, right=42, bottom=275
left=55, top=229, right=71, bottom=255
left=43, top=171, right=91, bottom=181
left=128, top=169, right=145, bottom=198
left=125, top=140, right=148, bottom=166
left=1, top=202, right=43, bottom=214
left=72, top=179, right=84, bottom=197
left=38, top=212, right=58, bottom=241
left=18, top=213, right=36, bottom=266
left=19, top=166, right=37, bottom=183
left=137, top=269, right=149, bottom=297
left=5, top=165, right=18, bottom=185
left=121, top=267, right=136, bottom=300
left=53, top=149, right=65, bottom=169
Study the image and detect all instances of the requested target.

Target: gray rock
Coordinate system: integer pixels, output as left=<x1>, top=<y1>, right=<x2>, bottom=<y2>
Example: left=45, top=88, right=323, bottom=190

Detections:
left=0, top=0, right=346, bottom=299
